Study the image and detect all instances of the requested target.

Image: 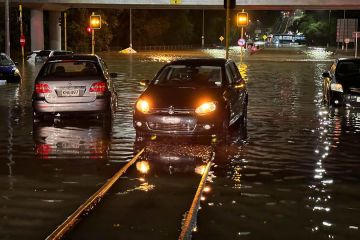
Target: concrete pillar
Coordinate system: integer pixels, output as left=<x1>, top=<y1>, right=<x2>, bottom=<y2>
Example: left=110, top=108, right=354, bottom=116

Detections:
left=31, top=9, right=44, bottom=51
left=49, top=11, right=62, bottom=50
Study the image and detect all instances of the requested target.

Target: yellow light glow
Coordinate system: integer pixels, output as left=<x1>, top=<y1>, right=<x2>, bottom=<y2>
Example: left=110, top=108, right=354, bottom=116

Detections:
left=237, top=12, right=249, bottom=27
left=136, top=161, right=150, bottom=174
left=204, top=186, right=211, bottom=193
left=136, top=99, right=150, bottom=113
left=195, top=101, right=216, bottom=115
left=90, top=15, right=101, bottom=29
left=195, top=165, right=207, bottom=175
left=330, top=83, right=343, bottom=93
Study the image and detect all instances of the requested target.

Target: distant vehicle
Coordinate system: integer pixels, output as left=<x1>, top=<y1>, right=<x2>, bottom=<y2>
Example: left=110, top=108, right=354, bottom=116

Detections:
left=0, top=53, right=21, bottom=84
left=133, top=58, right=248, bottom=141
left=26, top=50, right=41, bottom=62
left=32, top=54, right=118, bottom=119
left=322, top=58, right=360, bottom=107
left=35, top=50, right=73, bottom=63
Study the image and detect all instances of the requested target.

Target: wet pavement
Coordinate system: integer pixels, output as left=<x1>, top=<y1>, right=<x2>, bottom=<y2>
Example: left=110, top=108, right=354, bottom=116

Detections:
left=0, top=47, right=359, bottom=239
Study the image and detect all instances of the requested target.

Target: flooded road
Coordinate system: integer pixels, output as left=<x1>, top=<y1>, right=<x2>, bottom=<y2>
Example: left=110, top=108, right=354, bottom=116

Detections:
left=0, top=47, right=359, bottom=239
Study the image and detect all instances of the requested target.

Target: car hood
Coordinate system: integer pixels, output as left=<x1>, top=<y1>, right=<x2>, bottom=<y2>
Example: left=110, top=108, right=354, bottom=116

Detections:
left=0, top=65, right=15, bottom=74
left=141, top=85, right=223, bottom=109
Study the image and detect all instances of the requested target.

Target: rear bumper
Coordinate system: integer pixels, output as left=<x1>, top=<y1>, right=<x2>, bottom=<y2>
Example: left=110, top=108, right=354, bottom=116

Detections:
left=33, top=98, right=110, bottom=113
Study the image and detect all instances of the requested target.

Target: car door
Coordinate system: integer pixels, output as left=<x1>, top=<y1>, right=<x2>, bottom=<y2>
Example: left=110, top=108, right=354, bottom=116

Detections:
left=224, top=63, right=242, bottom=124
left=227, top=62, right=246, bottom=124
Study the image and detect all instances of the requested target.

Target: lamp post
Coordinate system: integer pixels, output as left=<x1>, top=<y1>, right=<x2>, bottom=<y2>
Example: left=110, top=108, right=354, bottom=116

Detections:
left=237, top=10, right=248, bottom=63
left=5, top=0, right=10, bottom=56
left=90, top=12, right=101, bottom=54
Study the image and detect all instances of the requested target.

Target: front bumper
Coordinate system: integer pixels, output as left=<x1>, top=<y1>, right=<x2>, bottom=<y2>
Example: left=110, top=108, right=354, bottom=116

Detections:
left=331, top=91, right=360, bottom=108
left=133, top=113, right=222, bottom=137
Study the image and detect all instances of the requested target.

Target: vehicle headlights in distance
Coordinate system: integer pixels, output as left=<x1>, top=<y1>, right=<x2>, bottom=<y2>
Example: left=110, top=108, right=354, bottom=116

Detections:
left=136, top=99, right=150, bottom=114
left=330, top=83, right=343, bottom=92
left=195, top=101, right=216, bottom=115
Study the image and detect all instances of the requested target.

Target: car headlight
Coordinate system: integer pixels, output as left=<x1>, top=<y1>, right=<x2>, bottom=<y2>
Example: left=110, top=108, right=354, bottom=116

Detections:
left=136, top=99, right=150, bottom=114
left=195, top=101, right=216, bottom=115
left=330, top=83, right=343, bottom=92
left=12, top=68, right=20, bottom=76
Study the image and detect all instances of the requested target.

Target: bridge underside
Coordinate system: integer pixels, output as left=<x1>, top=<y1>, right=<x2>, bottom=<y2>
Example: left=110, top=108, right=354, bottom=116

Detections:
left=8, top=0, right=360, bottom=10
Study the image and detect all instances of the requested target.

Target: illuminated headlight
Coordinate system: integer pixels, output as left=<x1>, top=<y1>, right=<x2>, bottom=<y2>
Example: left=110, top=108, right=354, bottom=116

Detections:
left=136, top=99, right=150, bottom=114
left=330, top=83, right=343, bottom=92
left=195, top=101, right=216, bottom=115
left=12, top=68, right=20, bottom=76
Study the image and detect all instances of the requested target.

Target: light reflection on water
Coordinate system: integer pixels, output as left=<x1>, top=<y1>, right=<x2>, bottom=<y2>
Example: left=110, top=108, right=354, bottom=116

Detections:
left=0, top=48, right=359, bottom=239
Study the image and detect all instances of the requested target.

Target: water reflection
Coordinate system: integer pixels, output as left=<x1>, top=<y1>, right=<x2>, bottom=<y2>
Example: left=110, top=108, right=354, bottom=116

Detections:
left=33, top=118, right=111, bottom=160
left=134, top=140, right=213, bottom=176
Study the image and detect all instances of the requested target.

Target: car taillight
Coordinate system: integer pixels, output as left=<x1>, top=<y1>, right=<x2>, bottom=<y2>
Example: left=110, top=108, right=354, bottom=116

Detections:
left=90, top=82, right=107, bottom=93
left=35, top=83, right=51, bottom=93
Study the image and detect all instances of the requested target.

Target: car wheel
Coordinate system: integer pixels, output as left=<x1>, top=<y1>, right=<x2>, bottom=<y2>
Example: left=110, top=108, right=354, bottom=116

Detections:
left=219, top=113, right=230, bottom=144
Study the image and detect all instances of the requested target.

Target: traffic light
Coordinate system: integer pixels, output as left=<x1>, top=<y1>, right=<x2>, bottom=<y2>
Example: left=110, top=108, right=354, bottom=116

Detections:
left=86, top=26, right=92, bottom=33
left=90, top=15, right=101, bottom=29
left=237, top=12, right=248, bottom=27
left=224, top=0, right=236, bottom=9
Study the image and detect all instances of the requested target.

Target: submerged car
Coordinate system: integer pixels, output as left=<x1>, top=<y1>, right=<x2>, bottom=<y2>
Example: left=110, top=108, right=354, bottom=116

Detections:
left=32, top=54, right=118, bottom=119
left=323, top=58, right=360, bottom=108
left=0, top=53, right=21, bottom=83
left=133, top=58, right=248, bottom=140
left=35, top=50, right=73, bottom=63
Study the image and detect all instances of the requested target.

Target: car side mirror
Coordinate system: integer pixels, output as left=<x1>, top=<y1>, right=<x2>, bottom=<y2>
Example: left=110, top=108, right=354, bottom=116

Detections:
left=140, top=79, right=150, bottom=86
left=322, top=72, right=331, bottom=78
left=233, top=79, right=245, bottom=89
left=110, top=72, right=118, bottom=78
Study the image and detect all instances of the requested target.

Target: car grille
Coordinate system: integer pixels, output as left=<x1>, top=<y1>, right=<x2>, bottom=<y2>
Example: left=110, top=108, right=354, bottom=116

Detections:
left=149, top=108, right=194, bottom=115
left=147, top=115, right=196, bottom=132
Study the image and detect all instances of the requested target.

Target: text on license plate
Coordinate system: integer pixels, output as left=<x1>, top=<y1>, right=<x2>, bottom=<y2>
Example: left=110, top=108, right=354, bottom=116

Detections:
left=62, top=89, right=79, bottom=96
left=357, top=97, right=360, bottom=102
left=161, top=116, right=181, bottom=124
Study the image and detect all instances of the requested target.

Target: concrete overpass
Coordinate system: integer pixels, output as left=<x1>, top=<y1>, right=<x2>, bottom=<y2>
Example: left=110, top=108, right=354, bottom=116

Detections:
left=1, top=0, right=360, bottom=52
left=3, top=0, right=360, bottom=10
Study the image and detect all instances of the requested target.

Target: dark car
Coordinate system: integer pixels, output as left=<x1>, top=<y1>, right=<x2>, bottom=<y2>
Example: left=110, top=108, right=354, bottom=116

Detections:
left=323, top=58, right=360, bottom=107
left=35, top=50, right=73, bottom=63
left=32, top=54, right=118, bottom=119
left=0, top=53, right=21, bottom=83
left=133, top=58, right=248, bottom=141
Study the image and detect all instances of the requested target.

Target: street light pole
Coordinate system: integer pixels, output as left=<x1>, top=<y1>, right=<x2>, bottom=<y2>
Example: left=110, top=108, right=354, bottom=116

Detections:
left=64, top=12, right=67, bottom=51
left=5, top=0, right=10, bottom=56
left=225, top=0, right=230, bottom=59
left=129, top=8, right=133, bottom=49
left=202, top=9, right=205, bottom=48
left=91, top=12, right=95, bottom=55
left=19, top=2, right=24, bottom=62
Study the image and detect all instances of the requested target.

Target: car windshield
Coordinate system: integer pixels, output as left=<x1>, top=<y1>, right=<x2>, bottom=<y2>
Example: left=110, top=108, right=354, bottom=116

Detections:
left=336, top=60, right=360, bottom=78
left=40, top=61, right=100, bottom=78
left=0, top=55, right=13, bottom=66
left=153, top=65, right=222, bottom=87
left=37, top=50, right=51, bottom=57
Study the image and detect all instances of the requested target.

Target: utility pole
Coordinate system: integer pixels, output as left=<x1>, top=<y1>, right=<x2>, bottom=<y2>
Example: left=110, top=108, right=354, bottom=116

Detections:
left=19, top=2, right=24, bottom=62
left=202, top=9, right=205, bottom=48
left=225, top=0, right=230, bottom=59
left=129, top=8, right=133, bottom=49
left=5, top=0, right=10, bottom=56
left=64, top=12, right=67, bottom=51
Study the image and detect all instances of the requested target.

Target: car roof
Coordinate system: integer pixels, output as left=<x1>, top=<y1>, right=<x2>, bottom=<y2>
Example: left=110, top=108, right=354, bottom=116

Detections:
left=168, top=58, right=229, bottom=66
left=47, top=54, right=100, bottom=62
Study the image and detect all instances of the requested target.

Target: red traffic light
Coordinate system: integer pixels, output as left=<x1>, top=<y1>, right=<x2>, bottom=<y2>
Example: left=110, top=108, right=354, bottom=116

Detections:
left=86, top=26, right=92, bottom=33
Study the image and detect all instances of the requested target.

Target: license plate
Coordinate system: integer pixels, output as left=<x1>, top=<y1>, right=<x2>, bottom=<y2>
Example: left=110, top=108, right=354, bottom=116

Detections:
left=357, top=97, right=360, bottom=102
left=0, top=80, right=6, bottom=85
left=61, top=89, right=79, bottom=97
left=162, top=116, right=181, bottom=124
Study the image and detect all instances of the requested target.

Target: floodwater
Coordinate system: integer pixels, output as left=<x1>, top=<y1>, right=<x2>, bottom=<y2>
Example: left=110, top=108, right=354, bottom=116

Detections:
left=0, top=47, right=359, bottom=240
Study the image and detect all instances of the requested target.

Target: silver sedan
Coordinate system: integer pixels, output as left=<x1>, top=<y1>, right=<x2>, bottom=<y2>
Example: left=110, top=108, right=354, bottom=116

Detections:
left=32, top=54, right=118, bottom=119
